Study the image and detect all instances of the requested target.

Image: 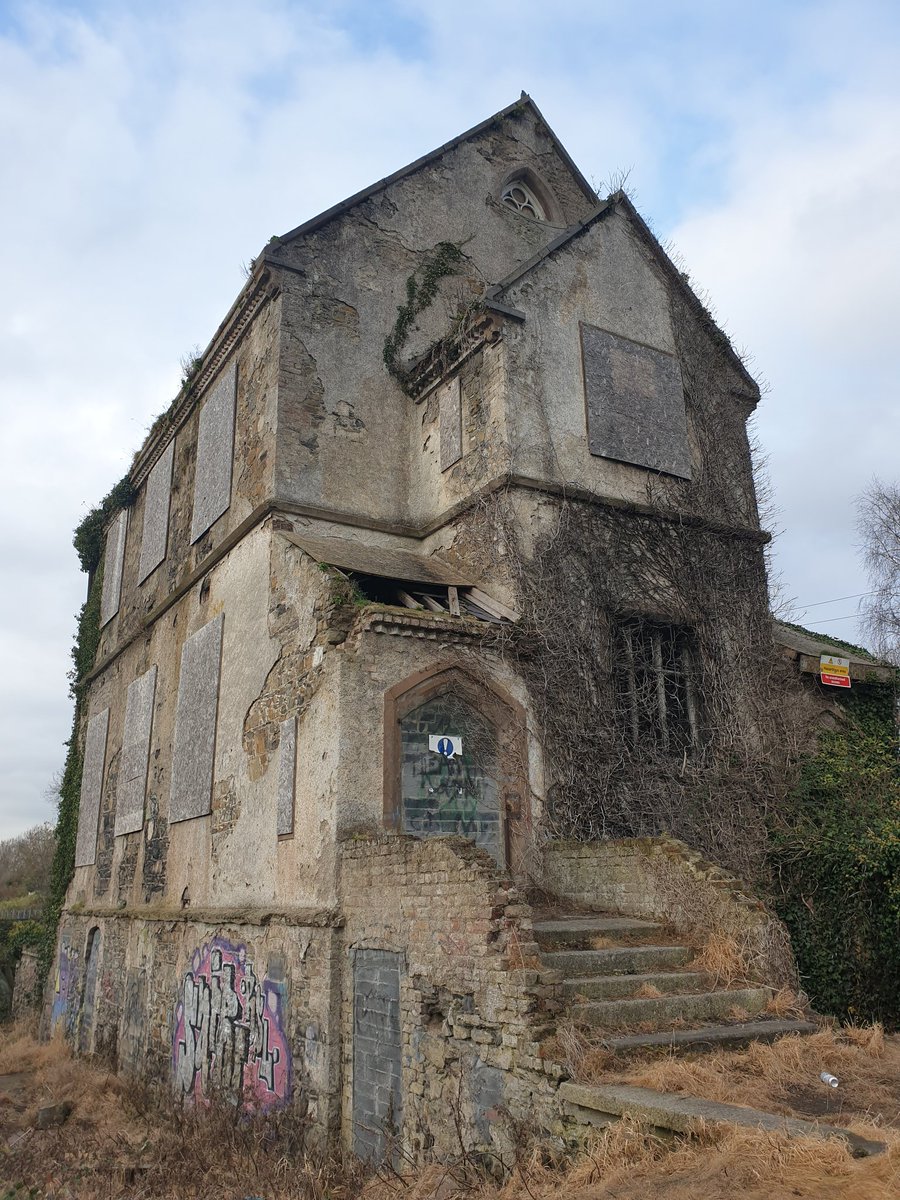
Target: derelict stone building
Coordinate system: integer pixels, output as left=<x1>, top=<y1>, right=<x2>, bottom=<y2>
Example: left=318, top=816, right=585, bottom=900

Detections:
left=46, top=95, right=804, bottom=1158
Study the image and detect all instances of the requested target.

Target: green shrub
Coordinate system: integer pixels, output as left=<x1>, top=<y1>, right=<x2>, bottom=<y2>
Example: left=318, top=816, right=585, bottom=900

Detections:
left=771, top=682, right=900, bottom=1025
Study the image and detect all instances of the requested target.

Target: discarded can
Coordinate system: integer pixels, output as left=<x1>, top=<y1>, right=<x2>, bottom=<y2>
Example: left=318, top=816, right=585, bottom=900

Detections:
left=820, top=1072, right=839, bottom=1088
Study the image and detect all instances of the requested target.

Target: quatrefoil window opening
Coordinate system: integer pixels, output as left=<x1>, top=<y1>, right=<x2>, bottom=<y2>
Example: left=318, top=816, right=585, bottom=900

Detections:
left=501, top=180, right=546, bottom=221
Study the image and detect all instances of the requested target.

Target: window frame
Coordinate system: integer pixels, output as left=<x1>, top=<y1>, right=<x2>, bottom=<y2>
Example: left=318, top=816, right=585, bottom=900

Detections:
left=613, top=618, right=701, bottom=755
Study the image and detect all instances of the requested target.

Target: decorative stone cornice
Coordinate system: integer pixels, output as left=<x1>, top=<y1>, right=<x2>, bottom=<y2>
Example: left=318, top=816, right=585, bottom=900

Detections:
left=130, top=268, right=277, bottom=489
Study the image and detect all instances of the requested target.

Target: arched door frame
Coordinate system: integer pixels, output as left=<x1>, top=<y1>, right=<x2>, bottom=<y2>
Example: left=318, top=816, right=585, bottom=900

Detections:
left=382, top=662, right=530, bottom=869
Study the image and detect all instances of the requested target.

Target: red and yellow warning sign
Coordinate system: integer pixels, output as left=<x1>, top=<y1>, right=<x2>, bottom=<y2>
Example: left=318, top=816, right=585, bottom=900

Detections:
left=820, top=655, right=851, bottom=688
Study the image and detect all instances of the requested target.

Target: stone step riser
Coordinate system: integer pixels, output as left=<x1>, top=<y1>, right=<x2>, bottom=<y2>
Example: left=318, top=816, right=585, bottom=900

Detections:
left=558, top=1081, right=884, bottom=1157
left=561, top=971, right=711, bottom=1000
left=533, top=918, right=664, bottom=951
left=601, top=1018, right=819, bottom=1054
left=543, top=945, right=692, bottom=978
left=570, top=987, right=770, bottom=1030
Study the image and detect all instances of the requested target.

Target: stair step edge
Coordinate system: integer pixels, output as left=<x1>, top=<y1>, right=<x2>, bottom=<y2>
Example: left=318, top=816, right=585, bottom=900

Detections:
left=601, top=1018, right=819, bottom=1051
left=558, top=1082, right=884, bottom=1157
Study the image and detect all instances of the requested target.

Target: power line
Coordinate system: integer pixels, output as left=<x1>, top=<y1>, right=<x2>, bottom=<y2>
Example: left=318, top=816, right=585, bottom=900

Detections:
left=795, top=591, right=874, bottom=610
left=801, top=614, right=860, bottom=625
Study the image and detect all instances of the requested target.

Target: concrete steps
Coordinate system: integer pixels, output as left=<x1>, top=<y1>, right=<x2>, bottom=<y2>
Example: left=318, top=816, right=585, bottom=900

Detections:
left=559, top=1082, right=885, bottom=1157
left=533, top=916, right=665, bottom=947
left=570, top=986, right=771, bottom=1030
left=600, top=1018, right=819, bottom=1053
left=537, top=906, right=828, bottom=1155
left=536, top=913, right=804, bottom=1046
left=542, top=945, right=693, bottom=976
left=561, top=970, right=711, bottom=1000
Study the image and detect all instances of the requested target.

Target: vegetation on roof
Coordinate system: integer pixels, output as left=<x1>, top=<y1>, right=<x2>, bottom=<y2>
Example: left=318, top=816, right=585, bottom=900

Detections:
left=777, top=619, right=878, bottom=662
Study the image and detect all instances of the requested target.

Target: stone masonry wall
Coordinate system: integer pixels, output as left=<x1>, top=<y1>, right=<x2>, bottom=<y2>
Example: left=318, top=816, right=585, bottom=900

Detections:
left=542, top=836, right=798, bottom=989
left=340, top=834, right=563, bottom=1165
left=45, top=910, right=343, bottom=1147
left=12, top=950, right=40, bottom=1023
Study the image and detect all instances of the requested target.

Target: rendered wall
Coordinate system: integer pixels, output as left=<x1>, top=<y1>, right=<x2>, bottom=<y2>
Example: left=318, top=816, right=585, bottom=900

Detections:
left=46, top=912, right=342, bottom=1143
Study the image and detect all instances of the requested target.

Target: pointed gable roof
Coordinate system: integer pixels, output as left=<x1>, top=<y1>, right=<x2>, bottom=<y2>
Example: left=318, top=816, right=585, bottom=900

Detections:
left=262, top=93, right=598, bottom=261
left=485, top=190, right=760, bottom=398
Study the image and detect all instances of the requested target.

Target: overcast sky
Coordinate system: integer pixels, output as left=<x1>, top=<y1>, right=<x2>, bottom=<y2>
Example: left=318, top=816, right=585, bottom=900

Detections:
left=2, top=0, right=899, bottom=839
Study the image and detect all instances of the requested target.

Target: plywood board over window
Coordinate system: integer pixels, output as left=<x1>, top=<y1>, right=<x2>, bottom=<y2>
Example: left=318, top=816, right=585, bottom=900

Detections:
left=439, top=376, right=462, bottom=471
left=115, top=665, right=158, bottom=837
left=276, top=716, right=296, bottom=837
left=74, top=708, right=110, bottom=867
left=169, top=614, right=224, bottom=823
left=581, top=323, right=692, bottom=480
left=138, top=441, right=175, bottom=583
left=190, top=362, right=236, bottom=543
left=99, top=509, right=128, bottom=627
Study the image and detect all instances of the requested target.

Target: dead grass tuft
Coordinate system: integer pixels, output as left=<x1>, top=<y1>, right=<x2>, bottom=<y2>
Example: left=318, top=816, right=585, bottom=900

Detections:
left=634, top=983, right=664, bottom=999
left=690, top=932, right=748, bottom=987
left=766, top=986, right=807, bottom=1020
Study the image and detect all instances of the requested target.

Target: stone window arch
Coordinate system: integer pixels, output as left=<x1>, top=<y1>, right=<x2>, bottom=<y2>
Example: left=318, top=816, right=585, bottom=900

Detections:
left=383, top=664, right=529, bottom=869
left=499, top=169, right=559, bottom=224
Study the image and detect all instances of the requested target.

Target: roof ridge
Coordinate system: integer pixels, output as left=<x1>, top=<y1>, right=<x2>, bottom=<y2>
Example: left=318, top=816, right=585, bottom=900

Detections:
left=261, top=92, right=598, bottom=261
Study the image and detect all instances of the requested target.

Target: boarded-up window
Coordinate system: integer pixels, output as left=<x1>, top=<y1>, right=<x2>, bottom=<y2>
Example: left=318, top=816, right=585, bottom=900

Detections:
left=581, top=324, right=692, bottom=480
left=439, top=376, right=462, bottom=471
left=276, top=716, right=296, bottom=837
left=170, top=615, right=223, bottom=823
left=74, top=709, right=110, bottom=867
left=138, top=441, right=175, bottom=583
left=352, top=950, right=402, bottom=1161
left=115, top=665, right=157, bottom=837
left=399, top=693, right=502, bottom=865
left=190, top=363, right=236, bottom=543
left=99, top=510, right=128, bottom=627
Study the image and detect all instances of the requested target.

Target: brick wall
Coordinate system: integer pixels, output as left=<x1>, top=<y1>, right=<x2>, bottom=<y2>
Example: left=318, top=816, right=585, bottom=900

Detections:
left=340, top=834, right=563, bottom=1165
left=542, top=836, right=798, bottom=988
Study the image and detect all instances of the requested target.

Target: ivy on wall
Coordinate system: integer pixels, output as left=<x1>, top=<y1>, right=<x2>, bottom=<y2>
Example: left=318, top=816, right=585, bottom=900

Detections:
left=771, top=681, right=900, bottom=1025
left=383, top=241, right=465, bottom=393
left=38, top=480, right=135, bottom=983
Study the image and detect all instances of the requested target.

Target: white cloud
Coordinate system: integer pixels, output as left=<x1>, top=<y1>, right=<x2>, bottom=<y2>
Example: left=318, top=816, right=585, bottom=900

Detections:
left=1, top=0, right=899, bottom=837
left=669, top=77, right=900, bottom=626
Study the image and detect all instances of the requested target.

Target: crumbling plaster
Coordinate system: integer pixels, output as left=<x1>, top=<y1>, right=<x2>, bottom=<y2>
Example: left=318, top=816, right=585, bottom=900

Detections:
left=269, top=106, right=597, bottom=529
left=95, top=290, right=280, bottom=671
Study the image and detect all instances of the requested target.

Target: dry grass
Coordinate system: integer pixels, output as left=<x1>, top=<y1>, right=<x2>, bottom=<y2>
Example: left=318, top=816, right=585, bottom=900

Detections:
left=3, top=1025, right=899, bottom=1199
left=766, top=986, right=808, bottom=1020
left=363, top=1121, right=900, bottom=1200
left=689, top=932, right=748, bottom=987
left=611, top=1025, right=900, bottom=1131
left=633, top=983, right=664, bottom=1000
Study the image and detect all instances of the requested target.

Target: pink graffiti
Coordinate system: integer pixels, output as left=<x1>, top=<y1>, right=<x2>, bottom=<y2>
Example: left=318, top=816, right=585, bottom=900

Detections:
left=172, top=938, right=291, bottom=1110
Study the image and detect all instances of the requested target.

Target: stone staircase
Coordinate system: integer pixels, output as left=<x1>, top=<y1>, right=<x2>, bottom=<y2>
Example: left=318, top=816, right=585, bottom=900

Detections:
left=534, top=912, right=815, bottom=1049
left=530, top=912, right=887, bottom=1154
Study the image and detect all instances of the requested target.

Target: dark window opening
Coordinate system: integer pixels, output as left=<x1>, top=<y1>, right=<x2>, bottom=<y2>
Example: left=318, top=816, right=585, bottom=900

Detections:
left=346, top=572, right=506, bottom=622
left=613, top=619, right=700, bottom=754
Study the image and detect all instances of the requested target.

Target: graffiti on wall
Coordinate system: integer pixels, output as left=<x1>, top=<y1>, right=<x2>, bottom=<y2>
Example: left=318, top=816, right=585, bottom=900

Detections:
left=78, top=928, right=101, bottom=1053
left=173, top=939, right=291, bottom=1110
left=400, top=694, right=502, bottom=864
left=49, top=938, right=79, bottom=1039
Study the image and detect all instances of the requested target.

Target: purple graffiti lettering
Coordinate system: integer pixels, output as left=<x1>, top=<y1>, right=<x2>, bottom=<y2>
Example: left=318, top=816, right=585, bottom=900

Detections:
left=172, top=938, right=291, bottom=1111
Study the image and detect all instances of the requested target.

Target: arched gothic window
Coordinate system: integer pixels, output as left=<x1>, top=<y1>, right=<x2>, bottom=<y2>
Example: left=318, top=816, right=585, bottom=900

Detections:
left=501, top=179, right=547, bottom=221
left=383, top=665, right=529, bottom=869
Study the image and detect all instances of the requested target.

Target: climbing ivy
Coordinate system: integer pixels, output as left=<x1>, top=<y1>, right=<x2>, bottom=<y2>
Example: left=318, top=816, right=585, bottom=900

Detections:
left=383, top=241, right=465, bottom=392
left=72, top=475, right=136, bottom=576
left=770, top=681, right=900, bottom=1025
left=38, top=501, right=125, bottom=984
